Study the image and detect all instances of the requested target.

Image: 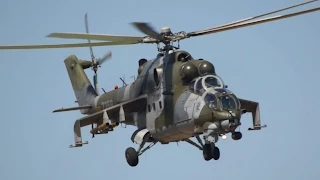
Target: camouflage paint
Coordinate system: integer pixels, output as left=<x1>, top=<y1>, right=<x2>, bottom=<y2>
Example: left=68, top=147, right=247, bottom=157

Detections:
left=64, top=55, right=97, bottom=114
left=63, top=50, right=255, bottom=145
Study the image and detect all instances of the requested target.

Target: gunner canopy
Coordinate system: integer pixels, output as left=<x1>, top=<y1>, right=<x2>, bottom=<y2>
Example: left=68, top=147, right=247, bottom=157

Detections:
left=204, top=90, right=240, bottom=110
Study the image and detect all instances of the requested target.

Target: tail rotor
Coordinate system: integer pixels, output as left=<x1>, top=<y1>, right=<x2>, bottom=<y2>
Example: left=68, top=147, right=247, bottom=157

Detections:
left=84, top=13, right=112, bottom=95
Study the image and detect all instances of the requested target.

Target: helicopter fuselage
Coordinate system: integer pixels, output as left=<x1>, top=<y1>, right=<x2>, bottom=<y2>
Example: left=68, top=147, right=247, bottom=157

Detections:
left=87, top=50, right=242, bottom=144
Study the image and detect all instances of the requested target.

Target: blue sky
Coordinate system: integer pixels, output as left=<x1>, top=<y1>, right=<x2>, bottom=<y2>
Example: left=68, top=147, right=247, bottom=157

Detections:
left=0, top=0, right=319, bottom=179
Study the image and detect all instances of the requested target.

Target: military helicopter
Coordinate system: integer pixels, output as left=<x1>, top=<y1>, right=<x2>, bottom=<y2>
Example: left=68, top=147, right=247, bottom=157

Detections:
left=0, top=1, right=319, bottom=167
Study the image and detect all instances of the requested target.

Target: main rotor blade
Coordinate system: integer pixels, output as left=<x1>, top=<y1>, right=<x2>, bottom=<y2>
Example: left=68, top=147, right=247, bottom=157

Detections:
left=0, top=41, right=138, bottom=50
left=208, top=0, right=318, bottom=30
left=46, top=32, right=143, bottom=42
left=187, top=6, right=320, bottom=37
left=131, top=22, right=162, bottom=40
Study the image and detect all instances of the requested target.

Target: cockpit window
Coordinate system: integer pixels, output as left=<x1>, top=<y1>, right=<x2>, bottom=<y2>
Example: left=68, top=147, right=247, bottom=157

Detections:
left=195, top=78, right=204, bottom=94
left=202, top=75, right=224, bottom=90
left=189, top=80, right=195, bottom=93
left=219, top=95, right=239, bottom=110
left=205, top=76, right=221, bottom=88
left=204, top=93, right=217, bottom=109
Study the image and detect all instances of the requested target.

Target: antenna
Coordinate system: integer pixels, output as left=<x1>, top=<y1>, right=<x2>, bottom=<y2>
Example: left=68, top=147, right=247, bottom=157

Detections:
left=120, top=75, right=127, bottom=87
left=131, top=75, right=135, bottom=81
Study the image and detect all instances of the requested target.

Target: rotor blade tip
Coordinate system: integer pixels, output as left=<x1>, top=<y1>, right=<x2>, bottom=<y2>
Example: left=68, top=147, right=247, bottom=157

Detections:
left=131, top=22, right=143, bottom=25
left=45, top=33, right=53, bottom=37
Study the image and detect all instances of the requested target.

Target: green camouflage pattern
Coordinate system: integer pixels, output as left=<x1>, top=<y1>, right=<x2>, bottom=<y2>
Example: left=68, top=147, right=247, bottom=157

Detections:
left=62, top=50, right=262, bottom=147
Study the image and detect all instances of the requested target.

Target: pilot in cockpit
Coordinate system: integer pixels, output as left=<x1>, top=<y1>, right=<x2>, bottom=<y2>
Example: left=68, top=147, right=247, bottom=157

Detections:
left=204, top=93, right=217, bottom=109
left=220, top=96, right=236, bottom=109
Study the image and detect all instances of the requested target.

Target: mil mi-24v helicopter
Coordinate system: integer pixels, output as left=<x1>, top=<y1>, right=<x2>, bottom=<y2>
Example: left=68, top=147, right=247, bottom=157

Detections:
left=0, top=1, right=319, bottom=167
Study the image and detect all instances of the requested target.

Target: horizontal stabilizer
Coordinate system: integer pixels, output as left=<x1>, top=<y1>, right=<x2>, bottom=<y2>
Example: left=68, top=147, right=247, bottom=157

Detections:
left=52, top=105, right=92, bottom=113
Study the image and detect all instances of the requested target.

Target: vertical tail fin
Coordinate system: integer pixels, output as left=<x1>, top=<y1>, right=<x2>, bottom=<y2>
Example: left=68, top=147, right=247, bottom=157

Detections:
left=64, top=55, right=97, bottom=114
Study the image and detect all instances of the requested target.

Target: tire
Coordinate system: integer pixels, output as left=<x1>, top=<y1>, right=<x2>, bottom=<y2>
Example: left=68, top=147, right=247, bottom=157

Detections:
left=125, top=147, right=139, bottom=167
left=202, top=144, right=212, bottom=161
left=212, top=147, right=220, bottom=160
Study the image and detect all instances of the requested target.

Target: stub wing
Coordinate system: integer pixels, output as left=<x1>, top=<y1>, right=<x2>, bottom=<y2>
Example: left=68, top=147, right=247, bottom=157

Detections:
left=70, top=94, right=148, bottom=148
left=52, top=105, right=92, bottom=113
left=238, top=98, right=267, bottom=131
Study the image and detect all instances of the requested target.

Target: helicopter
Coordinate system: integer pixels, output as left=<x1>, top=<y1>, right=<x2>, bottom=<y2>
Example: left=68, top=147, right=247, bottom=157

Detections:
left=0, top=0, right=319, bottom=167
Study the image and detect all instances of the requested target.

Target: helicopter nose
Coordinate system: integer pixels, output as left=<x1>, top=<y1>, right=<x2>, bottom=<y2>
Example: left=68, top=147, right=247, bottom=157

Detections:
left=212, top=110, right=242, bottom=131
left=213, top=110, right=241, bottom=121
left=194, top=106, right=241, bottom=128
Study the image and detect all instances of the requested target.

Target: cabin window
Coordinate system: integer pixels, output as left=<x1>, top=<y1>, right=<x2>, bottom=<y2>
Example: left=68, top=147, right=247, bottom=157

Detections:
left=159, top=101, right=162, bottom=109
left=148, top=105, right=151, bottom=112
left=153, top=103, right=156, bottom=110
left=219, top=94, right=239, bottom=110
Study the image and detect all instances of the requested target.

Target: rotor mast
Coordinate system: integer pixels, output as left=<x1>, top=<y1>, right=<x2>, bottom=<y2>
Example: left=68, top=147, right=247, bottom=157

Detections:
left=156, top=27, right=181, bottom=53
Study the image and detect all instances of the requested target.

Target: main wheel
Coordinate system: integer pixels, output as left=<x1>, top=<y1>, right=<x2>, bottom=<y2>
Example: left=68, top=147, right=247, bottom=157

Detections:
left=125, top=147, right=139, bottom=167
left=202, top=144, right=212, bottom=161
left=212, top=147, right=220, bottom=160
left=232, top=132, right=242, bottom=140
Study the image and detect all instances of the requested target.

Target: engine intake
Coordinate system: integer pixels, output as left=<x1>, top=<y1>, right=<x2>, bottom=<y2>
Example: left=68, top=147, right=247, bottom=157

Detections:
left=153, top=68, right=163, bottom=87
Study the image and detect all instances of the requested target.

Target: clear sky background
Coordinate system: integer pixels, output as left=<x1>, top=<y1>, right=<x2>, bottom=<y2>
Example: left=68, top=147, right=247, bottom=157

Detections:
left=0, top=0, right=319, bottom=179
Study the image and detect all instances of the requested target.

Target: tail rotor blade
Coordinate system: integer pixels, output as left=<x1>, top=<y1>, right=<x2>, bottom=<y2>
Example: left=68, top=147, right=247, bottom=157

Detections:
left=85, top=13, right=94, bottom=59
left=97, top=51, right=112, bottom=65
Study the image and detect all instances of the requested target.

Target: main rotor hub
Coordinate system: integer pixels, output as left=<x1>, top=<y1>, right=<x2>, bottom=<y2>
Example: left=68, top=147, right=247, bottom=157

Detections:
left=161, top=27, right=172, bottom=35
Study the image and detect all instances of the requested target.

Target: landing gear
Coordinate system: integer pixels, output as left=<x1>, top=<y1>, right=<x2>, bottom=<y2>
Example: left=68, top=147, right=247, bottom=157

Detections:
left=202, top=143, right=220, bottom=161
left=125, top=129, right=157, bottom=167
left=125, top=147, right=139, bottom=167
left=185, top=135, right=220, bottom=161
left=202, top=144, right=212, bottom=161
left=212, top=146, right=220, bottom=160
left=232, top=132, right=242, bottom=140
left=125, top=140, right=157, bottom=167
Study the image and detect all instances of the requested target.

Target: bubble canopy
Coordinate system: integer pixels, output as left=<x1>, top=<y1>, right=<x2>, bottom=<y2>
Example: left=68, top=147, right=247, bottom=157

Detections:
left=189, top=74, right=225, bottom=94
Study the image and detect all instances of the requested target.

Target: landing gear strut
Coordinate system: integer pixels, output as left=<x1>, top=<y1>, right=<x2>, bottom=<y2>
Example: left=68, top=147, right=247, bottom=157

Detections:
left=126, top=129, right=157, bottom=167
left=125, top=141, right=157, bottom=167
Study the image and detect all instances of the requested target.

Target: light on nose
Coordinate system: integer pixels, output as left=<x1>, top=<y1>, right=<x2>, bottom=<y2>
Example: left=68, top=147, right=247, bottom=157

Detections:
left=221, top=134, right=227, bottom=140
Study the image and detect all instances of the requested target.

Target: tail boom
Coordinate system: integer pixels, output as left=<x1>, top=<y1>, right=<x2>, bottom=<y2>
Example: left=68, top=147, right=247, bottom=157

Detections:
left=64, top=55, right=98, bottom=114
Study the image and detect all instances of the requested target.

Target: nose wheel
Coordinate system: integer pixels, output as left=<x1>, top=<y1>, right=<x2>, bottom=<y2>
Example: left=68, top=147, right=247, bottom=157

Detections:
left=184, top=136, right=221, bottom=161
left=202, top=143, right=220, bottom=161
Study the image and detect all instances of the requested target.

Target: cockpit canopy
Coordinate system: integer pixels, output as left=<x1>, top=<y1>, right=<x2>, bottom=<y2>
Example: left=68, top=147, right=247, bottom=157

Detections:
left=188, top=70, right=240, bottom=110
left=204, top=89, right=240, bottom=110
left=189, top=74, right=225, bottom=94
